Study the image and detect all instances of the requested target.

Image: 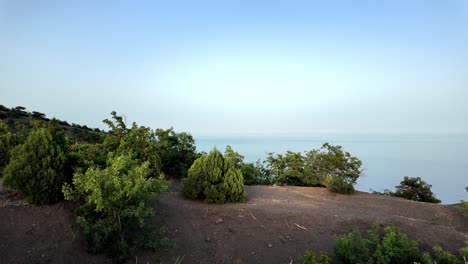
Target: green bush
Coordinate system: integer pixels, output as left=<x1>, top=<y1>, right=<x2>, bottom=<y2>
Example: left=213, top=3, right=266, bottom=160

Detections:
left=264, top=143, right=362, bottom=192
left=392, top=176, right=441, bottom=204
left=373, top=226, right=420, bottom=264
left=3, top=128, right=67, bottom=204
left=334, top=230, right=372, bottom=264
left=102, top=111, right=161, bottom=177
left=182, top=147, right=246, bottom=203
left=0, top=120, right=16, bottom=175
left=455, top=187, right=468, bottom=218
left=325, top=176, right=355, bottom=194
left=300, top=250, right=331, bottom=264
left=334, top=223, right=419, bottom=264
left=240, top=161, right=271, bottom=185
left=154, top=127, right=198, bottom=178
left=63, top=154, right=169, bottom=260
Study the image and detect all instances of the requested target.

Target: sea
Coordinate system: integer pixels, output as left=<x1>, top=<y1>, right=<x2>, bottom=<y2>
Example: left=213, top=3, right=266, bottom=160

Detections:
left=195, top=133, right=468, bottom=204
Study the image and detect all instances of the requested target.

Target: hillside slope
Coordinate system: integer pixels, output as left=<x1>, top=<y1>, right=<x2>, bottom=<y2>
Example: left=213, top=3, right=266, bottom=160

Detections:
left=0, top=183, right=467, bottom=263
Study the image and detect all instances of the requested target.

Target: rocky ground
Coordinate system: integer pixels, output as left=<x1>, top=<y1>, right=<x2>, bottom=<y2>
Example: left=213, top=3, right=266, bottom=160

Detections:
left=1, top=183, right=467, bottom=263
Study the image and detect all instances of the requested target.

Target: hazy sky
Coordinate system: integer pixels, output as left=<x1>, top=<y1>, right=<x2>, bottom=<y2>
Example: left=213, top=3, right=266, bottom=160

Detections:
left=1, top=0, right=467, bottom=136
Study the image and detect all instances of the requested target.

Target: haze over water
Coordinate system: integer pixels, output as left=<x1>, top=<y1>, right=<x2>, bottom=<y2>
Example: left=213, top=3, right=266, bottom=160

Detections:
left=196, top=133, right=468, bottom=204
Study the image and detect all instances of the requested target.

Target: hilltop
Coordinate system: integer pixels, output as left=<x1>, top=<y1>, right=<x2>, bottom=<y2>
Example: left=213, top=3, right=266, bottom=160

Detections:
left=0, top=105, right=102, bottom=143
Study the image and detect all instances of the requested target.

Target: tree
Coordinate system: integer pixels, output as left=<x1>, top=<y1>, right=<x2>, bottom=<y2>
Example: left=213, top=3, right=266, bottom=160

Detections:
left=154, top=127, right=198, bottom=178
left=102, top=111, right=161, bottom=177
left=224, top=145, right=244, bottom=168
left=312, top=143, right=362, bottom=185
left=2, top=128, right=67, bottom=204
left=182, top=147, right=246, bottom=203
left=63, top=154, right=169, bottom=260
left=392, top=176, right=441, bottom=204
left=241, top=160, right=271, bottom=185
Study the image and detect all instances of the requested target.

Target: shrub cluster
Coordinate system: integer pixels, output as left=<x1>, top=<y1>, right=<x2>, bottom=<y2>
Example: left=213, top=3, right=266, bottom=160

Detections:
left=182, top=147, right=247, bottom=203
left=373, top=176, right=441, bottom=204
left=330, top=223, right=468, bottom=264
left=63, top=154, right=169, bottom=260
left=265, top=143, right=362, bottom=193
left=1, top=110, right=198, bottom=260
left=300, top=251, right=331, bottom=264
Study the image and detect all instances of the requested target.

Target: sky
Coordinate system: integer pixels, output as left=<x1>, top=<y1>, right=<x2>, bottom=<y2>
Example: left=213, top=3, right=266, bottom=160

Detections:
left=1, top=0, right=467, bottom=136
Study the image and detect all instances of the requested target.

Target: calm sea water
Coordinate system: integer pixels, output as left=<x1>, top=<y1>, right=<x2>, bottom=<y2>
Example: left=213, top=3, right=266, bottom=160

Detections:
left=195, top=134, right=468, bottom=204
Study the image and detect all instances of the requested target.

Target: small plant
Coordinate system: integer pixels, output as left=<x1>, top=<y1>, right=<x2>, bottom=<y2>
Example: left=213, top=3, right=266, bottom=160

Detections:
left=63, top=154, right=169, bottom=261
left=182, top=147, right=247, bottom=203
left=300, top=250, right=331, bottom=264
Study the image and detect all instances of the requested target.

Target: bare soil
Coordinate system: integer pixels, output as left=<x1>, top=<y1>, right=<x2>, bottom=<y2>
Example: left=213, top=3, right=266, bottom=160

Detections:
left=1, top=182, right=467, bottom=264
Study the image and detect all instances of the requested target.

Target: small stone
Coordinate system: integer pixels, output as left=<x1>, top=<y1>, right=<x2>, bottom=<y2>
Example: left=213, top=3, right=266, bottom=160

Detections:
left=268, top=243, right=273, bottom=248
left=205, top=237, right=211, bottom=242
left=215, top=218, right=223, bottom=224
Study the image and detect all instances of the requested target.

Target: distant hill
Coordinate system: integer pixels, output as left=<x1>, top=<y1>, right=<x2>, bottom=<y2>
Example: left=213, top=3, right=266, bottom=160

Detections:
left=0, top=104, right=102, bottom=143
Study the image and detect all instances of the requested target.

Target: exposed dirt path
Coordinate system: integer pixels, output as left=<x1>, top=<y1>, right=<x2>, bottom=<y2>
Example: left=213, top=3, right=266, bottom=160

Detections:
left=0, top=183, right=466, bottom=263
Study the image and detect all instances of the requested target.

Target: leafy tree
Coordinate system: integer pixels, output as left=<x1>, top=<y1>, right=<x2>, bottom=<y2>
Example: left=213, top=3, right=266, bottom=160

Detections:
left=241, top=160, right=271, bottom=185
left=102, top=111, right=161, bottom=177
left=224, top=145, right=244, bottom=168
left=264, top=143, right=362, bottom=192
left=63, top=154, right=169, bottom=260
left=2, top=128, right=67, bottom=204
left=154, top=127, right=198, bottom=178
left=392, top=176, right=441, bottom=204
left=312, top=143, right=362, bottom=185
left=182, top=147, right=246, bottom=203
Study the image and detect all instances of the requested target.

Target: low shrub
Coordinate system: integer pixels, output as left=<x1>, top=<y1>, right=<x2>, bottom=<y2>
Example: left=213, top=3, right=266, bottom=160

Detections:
left=334, top=223, right=419, bottom=264
left=300, top=250, right=331, bottom=264
left=63, top=154, right=169, bottom=261
left=182, top=147, right=246, bottom=203
left=325, top=176, right=355, bottom=194
left=2, top=128, right=67, bottom=204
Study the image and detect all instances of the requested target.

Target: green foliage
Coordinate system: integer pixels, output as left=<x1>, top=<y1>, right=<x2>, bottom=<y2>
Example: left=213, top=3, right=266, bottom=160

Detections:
left=431, top=245, right=462, bottom=264
left=264, top=143, right=362, bottom=193
left=3, top=128, right=67, bottom=204
left=67, top=142, right=107, bottom=172
left=392, top=176, right=441, bottom=204
left=334, top=230, right=372, bottom=264
left=334, top=223, right=419, bottom=264
left=63, top=154, right=169, bottom=260
left=312, top=143, right=362, bottom=185
left=154, top=127, right=198, bottom=178
left=324, top=176, right=355, bottom=194
left=456, top=187, right=468, bottom=218
left=0, top=120, right=16, bottom=175
left=182, top=147, right=247, bottom=203
left=102, top=111, right=161, bottom=177
left=373, top=226, right=420, bottom=264
left=241, top=160, right=271, bottom=185
left=300, top=250, right=331, bottom=264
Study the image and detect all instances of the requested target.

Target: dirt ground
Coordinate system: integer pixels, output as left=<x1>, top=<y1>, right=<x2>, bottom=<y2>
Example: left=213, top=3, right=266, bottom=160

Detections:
left=0, top=182, right=467, bottom=264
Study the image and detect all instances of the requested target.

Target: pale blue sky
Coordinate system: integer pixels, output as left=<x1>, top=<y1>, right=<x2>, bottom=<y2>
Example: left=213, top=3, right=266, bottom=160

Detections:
left=1, top=0, right=467, bottom=136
